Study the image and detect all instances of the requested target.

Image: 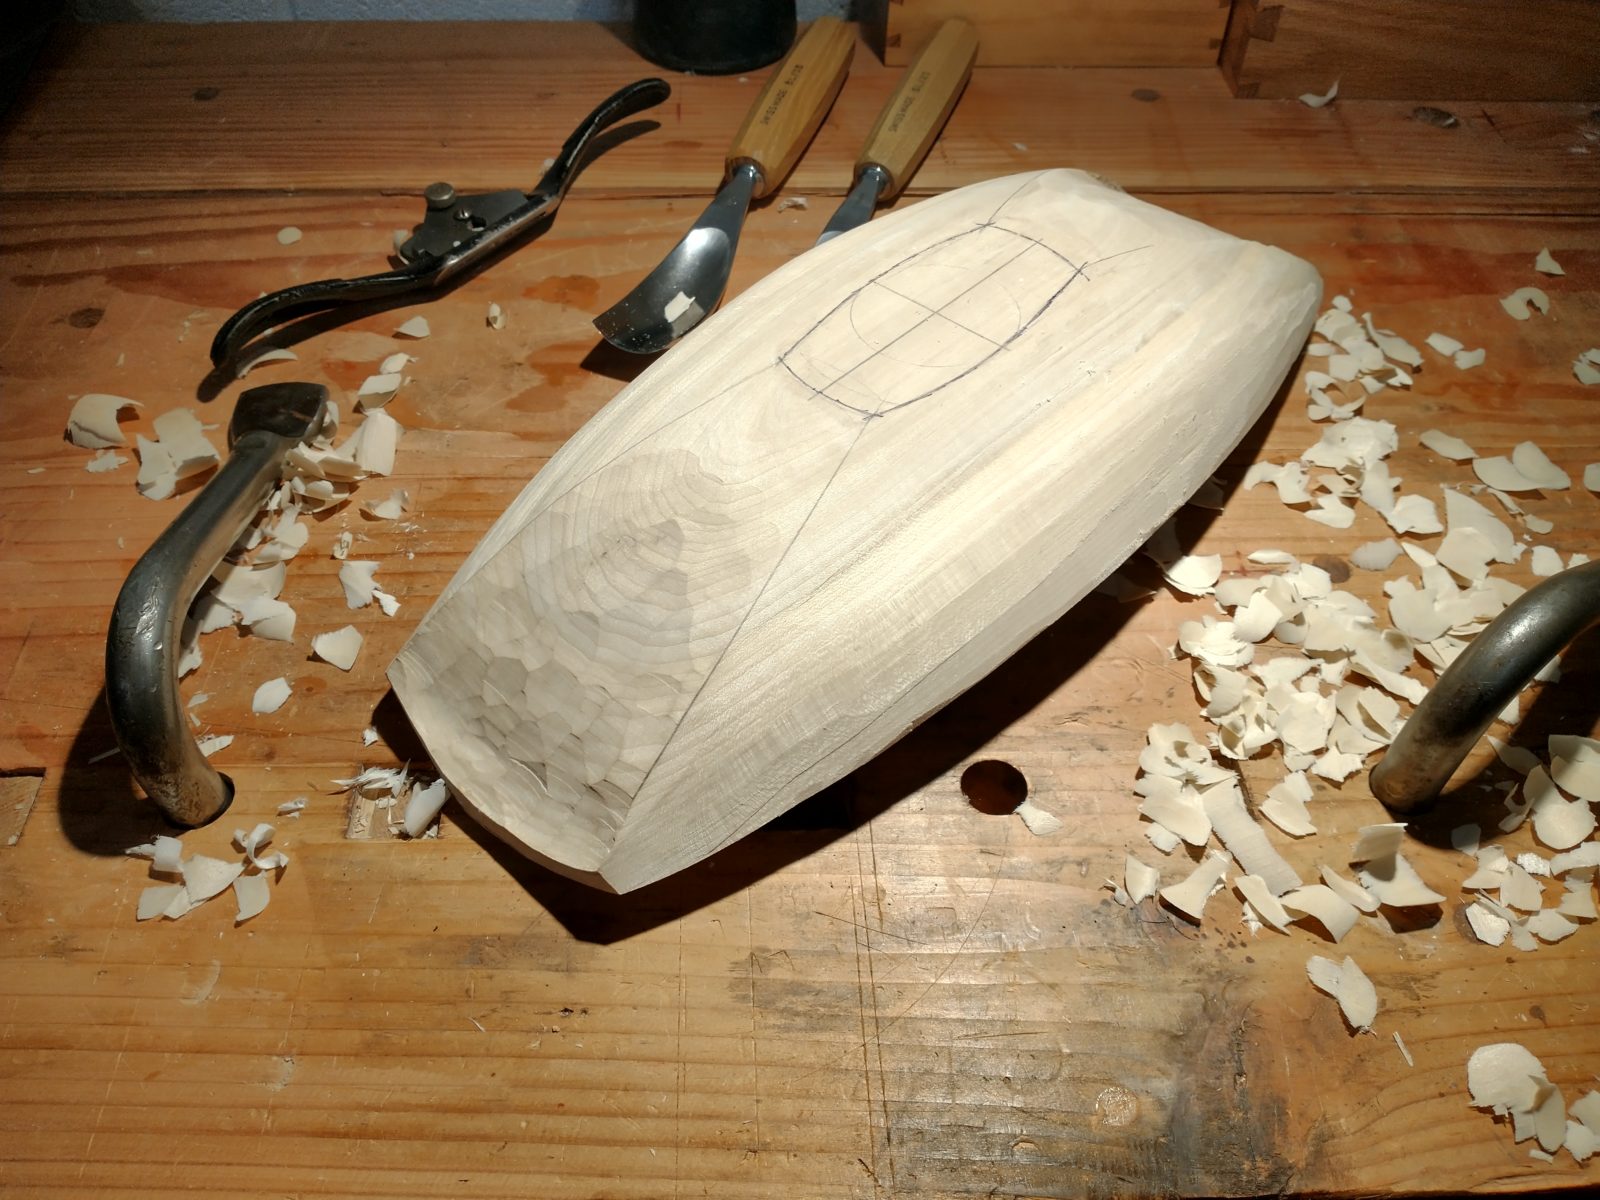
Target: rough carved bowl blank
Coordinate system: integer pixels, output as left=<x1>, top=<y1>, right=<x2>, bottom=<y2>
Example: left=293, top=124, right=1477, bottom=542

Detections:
left=389, top=169, right=1322, bottom=893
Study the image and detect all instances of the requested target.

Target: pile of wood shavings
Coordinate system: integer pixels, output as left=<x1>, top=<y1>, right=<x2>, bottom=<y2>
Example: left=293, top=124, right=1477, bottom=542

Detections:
left=127, top=823, right=288, bottom=924
left=95, top=317, right=463, bottom=923
left=1102, top=284, right=1600, bottom=1162
left=335, top=765, right=451, bottom=839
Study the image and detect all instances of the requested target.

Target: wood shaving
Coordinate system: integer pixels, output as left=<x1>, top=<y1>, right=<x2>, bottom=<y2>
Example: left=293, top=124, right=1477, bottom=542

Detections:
left=663, top=291, right=696, bottom=322
left=1124, top=855, right=1159, bottom=904
left=1283, top=885, right=1360, bottom=941
left=311, top=625, right=363, bottom=670
left=356, top=372, right=402, bottom=410
left=1350, top=538, right=1401, bottom=571
left=251, top=677, right=291, bottom=715
left=1160, top=553, right=1222, bottom=596
left=67, top=394, right=141, bottom=448
left=339, top=560, right=381, bottom=608
left=360, top=489, right=410, bottom=520
left=236, top=595, right=296, bottom=642
left=1202, top=778, right=1300, bottom=894
left=1306, top=954, right=1377, bottom=1031
left=1015, top=798, right=1063, bottom=836
left=183, top=853, right=243, bottom=902
left=1509, top=441, right=1570, bottom=490
left=236, top=347, right=298, bottom=378
left=1137, top=781, right=1211, bottom=847
left=1527, top=765, right=1595, bottom=850
left=1298, top=80, right=1339, bottom=108
left=233, top=822, right=288, bottom=872
left=1499, top=287, right=1550, bottom=320
left=1468, top=1043, right=1550, bottom=1115
left=1530, top=546, right=1563, bottom=576
left=402, top=778, right=451, bottom=837
left=1158, top=849, right=1230, bottom=921
left=233, top=872, right=271, bottom=923
left=196, top=733, right=233, bottom=757
left=1358, top=852, right=1446, bottom=907
left=1466, top=900, right=1512, bottom=945
left=1235, top=874, right=1292, bottom=931
left=1420, top=429, right=1476, bottom=461
left=342, top=409, right=402, bottom=476
left=1472, top=456, right=1540, bottom=492
left=1261, top=771, right=1316, bottom=837
left=1319, top=864, right=1379, bottom=913
left=1351, top=823, right=1405, bottom=862
left=1145, top=823, right=1180, bottom=854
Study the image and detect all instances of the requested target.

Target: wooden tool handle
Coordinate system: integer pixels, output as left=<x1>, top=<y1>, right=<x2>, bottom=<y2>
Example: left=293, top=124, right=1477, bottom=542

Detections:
left=858, top=19, right=977, bottom=202
left=727, top=17, right=855, bottom=200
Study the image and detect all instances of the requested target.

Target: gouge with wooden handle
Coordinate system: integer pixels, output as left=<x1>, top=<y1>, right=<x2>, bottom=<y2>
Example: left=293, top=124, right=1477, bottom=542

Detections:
left=816, top=19, right=977, bottom=245
left=594, top=17, right=855, bottom=354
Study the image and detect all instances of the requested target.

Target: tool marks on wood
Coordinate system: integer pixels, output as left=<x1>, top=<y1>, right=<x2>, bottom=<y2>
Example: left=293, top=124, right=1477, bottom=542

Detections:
left=394, top=169, right=1321, bottom=891
left=392, top=391, right=862, bottom=873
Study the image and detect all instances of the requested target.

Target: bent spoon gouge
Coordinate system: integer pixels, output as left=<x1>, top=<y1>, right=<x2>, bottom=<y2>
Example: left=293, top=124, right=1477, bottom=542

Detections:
left=593, top=16, right=855, bottom=354
left=107, top=382, right=328, bottom=827
left=817, top=18, right=977, bottom=245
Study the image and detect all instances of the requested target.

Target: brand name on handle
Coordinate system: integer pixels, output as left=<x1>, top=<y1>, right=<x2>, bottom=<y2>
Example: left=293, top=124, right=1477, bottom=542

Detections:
left=760, top=61, right=808, bottom=125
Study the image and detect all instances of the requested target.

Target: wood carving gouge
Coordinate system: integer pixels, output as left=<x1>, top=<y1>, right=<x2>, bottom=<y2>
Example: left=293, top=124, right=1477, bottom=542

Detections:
left=593, top=17, right=856, bottom=354
left=817, top=19, right=977, bottom=245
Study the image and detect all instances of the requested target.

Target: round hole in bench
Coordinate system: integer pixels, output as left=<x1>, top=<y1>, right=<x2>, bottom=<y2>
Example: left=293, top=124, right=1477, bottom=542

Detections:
left=960, top=759, right=1028, bottom=815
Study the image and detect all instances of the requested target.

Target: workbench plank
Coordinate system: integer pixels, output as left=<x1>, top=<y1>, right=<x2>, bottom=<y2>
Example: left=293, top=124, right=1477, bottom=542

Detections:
left=1221, top=0, right=1600, bottom=102
left=4, top=17, right=1600, bottom=1198
left=3, top=24, right=1597, bottom=203
left=3, top=179, right=1599, bottom=1196
left=880, top=0, right=1230, bottom=67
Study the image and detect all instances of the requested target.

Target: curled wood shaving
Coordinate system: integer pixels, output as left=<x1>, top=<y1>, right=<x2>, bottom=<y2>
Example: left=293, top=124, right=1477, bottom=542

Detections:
left=1298, top=80, right=1339, bottom=108
left=1499, top=287, right=1550, bottom=320
left=237, top=347, right=298, bottom=378
left=67, top=394, right=141, bottom=448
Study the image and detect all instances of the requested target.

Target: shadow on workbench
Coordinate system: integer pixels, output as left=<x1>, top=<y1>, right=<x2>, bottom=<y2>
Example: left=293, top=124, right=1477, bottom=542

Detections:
left=54, top=358, right=1295, bottom=916
left=444, top=363, right=1296, bottom=943
left=56, top=685, right=174, bottom=854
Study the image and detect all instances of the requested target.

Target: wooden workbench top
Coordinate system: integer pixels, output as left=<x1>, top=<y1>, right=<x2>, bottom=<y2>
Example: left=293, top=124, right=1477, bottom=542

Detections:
left=2, top=20, right=1598, bottom=1199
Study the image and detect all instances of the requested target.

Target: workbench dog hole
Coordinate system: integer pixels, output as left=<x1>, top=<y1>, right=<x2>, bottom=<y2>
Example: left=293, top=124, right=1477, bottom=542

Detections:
left=960, top=759, right=1028, bottom=815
